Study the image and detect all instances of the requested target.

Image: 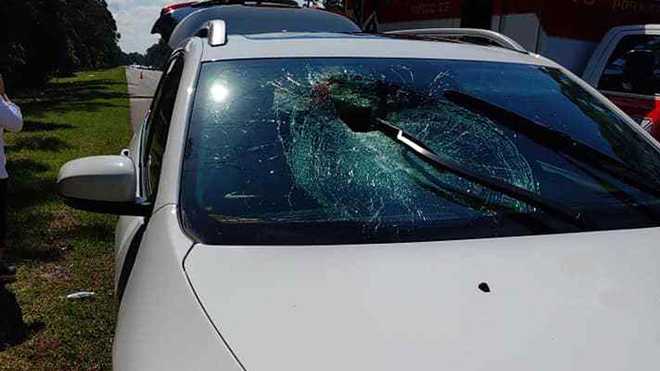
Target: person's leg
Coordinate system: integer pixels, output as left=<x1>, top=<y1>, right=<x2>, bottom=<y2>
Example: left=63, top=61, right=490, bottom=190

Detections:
left=0, top=178, right=15, bottom=283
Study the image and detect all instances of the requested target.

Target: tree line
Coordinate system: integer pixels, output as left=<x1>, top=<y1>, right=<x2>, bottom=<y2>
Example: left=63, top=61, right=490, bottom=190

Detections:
left=0, top=0, right=123, bottom=88
left=122, top=40, right=173, bottom=70
left=0, top=0, right=356, bottom=88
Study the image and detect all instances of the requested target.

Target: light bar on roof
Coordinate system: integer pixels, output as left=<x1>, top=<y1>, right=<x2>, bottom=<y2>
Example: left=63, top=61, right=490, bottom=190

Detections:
left=163, top=1, right=198, bottom=14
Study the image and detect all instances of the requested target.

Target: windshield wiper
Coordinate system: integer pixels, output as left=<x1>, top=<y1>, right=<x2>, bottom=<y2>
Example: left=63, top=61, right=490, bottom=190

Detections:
left=333, top=100, right=587, bottom=229
left=444, top=89, right=660, bottom=199
left=378, top=118, right=586, bottom=228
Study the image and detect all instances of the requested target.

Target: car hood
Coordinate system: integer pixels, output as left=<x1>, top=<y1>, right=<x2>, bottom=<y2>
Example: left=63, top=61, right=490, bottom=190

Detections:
left=184, top=227, right=660, bottom=371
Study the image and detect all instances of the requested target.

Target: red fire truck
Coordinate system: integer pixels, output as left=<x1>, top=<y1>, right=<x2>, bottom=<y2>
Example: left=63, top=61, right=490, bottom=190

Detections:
left=342, top=0, right=660, bottom=139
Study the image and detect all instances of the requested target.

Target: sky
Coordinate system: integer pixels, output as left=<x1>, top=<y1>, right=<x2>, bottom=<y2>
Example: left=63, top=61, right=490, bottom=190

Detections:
left=108, top=0, right=310, bottom=54
left=108, top=0, right=172, bottom=53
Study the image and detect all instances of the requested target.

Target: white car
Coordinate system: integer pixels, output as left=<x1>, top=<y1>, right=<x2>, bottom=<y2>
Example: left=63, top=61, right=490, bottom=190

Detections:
left=58, top=22, right=660, bottom=370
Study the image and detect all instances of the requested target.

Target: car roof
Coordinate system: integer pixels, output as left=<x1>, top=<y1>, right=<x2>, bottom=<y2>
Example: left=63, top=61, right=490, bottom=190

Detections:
left=169, top=5, right=360, bottom=49
left=197, top=32, right=559, bottom=68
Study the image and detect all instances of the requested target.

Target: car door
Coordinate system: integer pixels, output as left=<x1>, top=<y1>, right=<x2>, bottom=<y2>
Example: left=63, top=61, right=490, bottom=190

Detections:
left=584, top=29, right=660, bottom=141
left=114, top=54, right=185, bottom=299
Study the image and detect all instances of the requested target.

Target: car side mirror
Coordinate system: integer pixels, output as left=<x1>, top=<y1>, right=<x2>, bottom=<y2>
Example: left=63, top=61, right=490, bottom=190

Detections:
left=57, top=156, right=151, bottom=216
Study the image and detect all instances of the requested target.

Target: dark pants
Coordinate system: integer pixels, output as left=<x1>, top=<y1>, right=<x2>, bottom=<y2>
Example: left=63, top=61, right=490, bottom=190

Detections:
left=0, top=179, right=6, bottom=245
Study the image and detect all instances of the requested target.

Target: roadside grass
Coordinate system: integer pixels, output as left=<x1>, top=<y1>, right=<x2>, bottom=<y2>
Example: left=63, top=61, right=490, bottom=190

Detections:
left=0, top=68, right=131, bottom=370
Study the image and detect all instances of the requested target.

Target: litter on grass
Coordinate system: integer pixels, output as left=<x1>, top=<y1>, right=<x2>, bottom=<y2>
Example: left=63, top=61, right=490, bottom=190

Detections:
left=66, top=291, right=95, bottom=300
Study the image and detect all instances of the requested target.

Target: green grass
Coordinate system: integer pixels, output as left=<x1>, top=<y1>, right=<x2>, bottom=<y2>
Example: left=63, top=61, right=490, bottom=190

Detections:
left=0, top=68, right=131, bottom=370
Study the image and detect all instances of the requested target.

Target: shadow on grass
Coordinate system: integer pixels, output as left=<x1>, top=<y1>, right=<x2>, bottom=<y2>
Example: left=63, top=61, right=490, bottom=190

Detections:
left=0, top=286, right=45, bottom=352
left=5, top=158, right=50, bottom=176
left=5, top=159, right=64, bottom=262
left=72, top=221, right=115, bottom=242
left=16, top=79, right=128, bottom=117
left=6, top=160, right=53, bottom=210
left=8, top=200, right=67, bottom=263
left=5, top=161, right=114, bottom=263
left=6, top=159, right=53, bottom=204
left=7, top=136, right=72, bottom=152
left=21, top=121, right=75, bottom=133
left=14, top=79, right=125, bottom=98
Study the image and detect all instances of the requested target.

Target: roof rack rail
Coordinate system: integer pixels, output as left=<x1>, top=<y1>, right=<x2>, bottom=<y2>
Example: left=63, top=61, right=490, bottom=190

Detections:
left=385, top=28, right=527, bottom=53
left=206, top=20, right=227, bottom=46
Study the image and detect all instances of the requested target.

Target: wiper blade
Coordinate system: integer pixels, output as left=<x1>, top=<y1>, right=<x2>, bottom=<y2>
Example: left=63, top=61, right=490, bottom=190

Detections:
left=444, top=89, right=660, bottom=198
left=405, top=156, right=578, bottom=234
left=329, top=81, right=585, bottom=228
left=370, top=117, right=586, bottom=228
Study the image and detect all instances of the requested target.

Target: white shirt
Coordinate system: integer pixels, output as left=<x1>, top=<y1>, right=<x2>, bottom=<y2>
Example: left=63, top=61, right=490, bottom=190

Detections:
left=0, top=99, right=23, bottom=179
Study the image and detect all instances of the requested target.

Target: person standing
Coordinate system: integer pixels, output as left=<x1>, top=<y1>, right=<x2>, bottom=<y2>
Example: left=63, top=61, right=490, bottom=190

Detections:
left=0, top=73, right=23, bottom=283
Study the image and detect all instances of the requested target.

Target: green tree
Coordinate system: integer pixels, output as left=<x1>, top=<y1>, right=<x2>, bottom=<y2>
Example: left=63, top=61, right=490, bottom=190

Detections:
left=121, top=52, right=147, bottom=66
left=144, top=40, right=173, bottom=70
left=0, top=0, right=123, bottom=88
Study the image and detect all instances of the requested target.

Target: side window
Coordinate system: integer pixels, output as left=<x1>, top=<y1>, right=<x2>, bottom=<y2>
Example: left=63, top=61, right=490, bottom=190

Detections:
left=143, top=56, right=184, bottom=199
left=598, top=35, right=660, bottom=96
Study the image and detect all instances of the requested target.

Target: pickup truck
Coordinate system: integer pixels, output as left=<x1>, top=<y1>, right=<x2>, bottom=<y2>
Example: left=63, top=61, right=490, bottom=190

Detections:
left=582, top=25, right=660, bottom=140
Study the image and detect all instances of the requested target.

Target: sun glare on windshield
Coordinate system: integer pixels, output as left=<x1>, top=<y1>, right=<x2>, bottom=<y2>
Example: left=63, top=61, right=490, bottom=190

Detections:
left=210, top=82, right=230, bottom=102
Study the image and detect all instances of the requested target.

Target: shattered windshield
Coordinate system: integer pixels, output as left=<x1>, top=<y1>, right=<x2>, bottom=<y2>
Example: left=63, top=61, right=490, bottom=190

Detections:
left=181, top=58, right=660, bottom=245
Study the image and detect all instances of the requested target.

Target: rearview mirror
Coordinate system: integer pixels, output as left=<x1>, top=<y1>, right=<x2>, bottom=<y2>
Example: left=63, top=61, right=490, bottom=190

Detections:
left=57, top=156, right=151, bottom=216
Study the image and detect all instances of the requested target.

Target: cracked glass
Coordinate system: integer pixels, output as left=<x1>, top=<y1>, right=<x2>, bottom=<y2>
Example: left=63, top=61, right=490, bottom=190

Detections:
left=181, top=58, right=660, bottom=245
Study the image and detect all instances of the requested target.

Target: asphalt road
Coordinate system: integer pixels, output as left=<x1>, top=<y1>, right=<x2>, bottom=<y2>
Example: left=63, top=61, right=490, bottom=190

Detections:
left=125, top=67, right=162, bottom=131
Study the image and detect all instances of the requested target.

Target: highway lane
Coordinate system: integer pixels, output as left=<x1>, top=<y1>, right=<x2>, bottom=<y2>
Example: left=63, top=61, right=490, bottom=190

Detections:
left=125, top=67, right=162, bottom=131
